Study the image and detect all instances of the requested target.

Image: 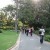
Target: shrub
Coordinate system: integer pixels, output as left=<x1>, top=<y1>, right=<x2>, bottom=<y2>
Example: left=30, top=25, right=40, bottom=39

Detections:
left=44, top=35, right=50, bottom=42
left=3, top=26, right=14, bottom=30
left=0, top=30, right=2, bottom=33
left=34, top=30, right=39, bottom=35
left=45, top=28, right=50, bottom=35
left=45, top=28, right=50, bottom=33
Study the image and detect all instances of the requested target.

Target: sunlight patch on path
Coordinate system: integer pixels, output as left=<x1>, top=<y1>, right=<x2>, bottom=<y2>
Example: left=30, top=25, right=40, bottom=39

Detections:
left=30, top=39, right=34, bottom=40
left=34, top=47, right=41, bottom=50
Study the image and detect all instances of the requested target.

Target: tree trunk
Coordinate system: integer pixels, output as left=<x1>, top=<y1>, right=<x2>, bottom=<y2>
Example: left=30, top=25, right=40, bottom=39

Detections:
left=14, top=0, right=19, bottom=32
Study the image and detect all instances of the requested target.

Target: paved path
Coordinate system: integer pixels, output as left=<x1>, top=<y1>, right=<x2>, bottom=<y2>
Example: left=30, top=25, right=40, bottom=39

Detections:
left=11, top=32, right=50, bottom=50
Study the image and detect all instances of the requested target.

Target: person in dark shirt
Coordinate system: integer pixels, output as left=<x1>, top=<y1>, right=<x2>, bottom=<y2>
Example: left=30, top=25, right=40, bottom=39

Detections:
left=30, top=28, right=33, bottom=36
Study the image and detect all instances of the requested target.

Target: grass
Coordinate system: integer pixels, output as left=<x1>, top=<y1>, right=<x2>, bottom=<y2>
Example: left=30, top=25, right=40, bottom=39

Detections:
left=0, top=30, right=19, bottom=50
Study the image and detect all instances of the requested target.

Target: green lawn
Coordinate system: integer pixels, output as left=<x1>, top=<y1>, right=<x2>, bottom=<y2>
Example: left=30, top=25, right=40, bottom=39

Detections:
left=0, top=30, right=19, bottom=50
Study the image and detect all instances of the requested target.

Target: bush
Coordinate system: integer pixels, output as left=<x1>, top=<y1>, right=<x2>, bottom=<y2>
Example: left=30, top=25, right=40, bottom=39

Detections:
left=0, top=30, right=2, bottom=33
left=45, top=28, right=50, bottom=32
left=44, top=35, right=50, bottom=42
left=34, top=30, right=39, bottom=35
left=45, top=28, right=50, bottom=35
left=3, top=26, right=14, bottom=30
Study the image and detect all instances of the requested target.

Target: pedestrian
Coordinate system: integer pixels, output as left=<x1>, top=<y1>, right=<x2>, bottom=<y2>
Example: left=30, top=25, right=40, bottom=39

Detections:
left=25, top=28, right=26, bottom=34
left=29, top=28, right=32, bottom=36
left=26, top=28, right=29, bottom=36
left=39, top=26, right=45, bottom=44
left=30, top=28, right=33, bottom=36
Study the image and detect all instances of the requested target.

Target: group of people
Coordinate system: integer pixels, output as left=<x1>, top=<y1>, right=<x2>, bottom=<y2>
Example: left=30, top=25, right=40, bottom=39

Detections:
left=22, top=27, right=34, bottom=36
left=21, top=26, right=45, bottom=44
left=25, top=27, right=34, bottom=36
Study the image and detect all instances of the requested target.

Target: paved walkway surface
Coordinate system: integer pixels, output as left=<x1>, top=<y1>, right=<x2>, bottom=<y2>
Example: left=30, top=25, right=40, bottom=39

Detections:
left=11, top=32, right=50, bottom=50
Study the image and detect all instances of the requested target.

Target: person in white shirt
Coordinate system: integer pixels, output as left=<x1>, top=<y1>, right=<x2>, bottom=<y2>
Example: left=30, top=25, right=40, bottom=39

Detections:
left=39, top=26, right=45, bottom=44
left=39, top=28, right=45, bottom=35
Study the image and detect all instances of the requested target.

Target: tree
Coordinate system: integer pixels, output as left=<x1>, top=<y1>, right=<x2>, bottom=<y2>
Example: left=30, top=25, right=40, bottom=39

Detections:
left=19, top=0, right=35, bottom=27
left=14, top=0, right=50, bottom=28
left=2, top=5, right=17, bottom=29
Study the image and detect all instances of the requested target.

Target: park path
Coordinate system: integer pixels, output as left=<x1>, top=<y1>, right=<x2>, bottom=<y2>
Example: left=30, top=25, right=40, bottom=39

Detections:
left=10, top=32, right=50, bottom=50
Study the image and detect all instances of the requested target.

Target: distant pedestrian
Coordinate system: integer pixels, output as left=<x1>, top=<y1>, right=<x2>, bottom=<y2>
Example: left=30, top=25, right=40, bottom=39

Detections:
left=29, top=28, right=32, bottom=36
left=25, top=28, right=27, bottom=34
left=26, top=28, right=29, bottom=36
left=30, top=28, right=33, bottom=36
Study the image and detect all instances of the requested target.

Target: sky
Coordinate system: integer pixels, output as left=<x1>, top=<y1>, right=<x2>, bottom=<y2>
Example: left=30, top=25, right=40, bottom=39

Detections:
left=0, top=0, right=15, bottom=9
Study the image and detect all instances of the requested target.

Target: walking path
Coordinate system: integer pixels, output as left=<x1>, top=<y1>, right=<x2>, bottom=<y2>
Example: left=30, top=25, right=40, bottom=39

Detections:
left=10, top=32, right=50, bottom=50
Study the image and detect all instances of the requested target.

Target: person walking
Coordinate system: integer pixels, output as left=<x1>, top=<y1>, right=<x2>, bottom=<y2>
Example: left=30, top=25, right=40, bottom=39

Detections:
left=26, top=28, right=29, bottom=36
left=30, top=28, right=33, bottom=36
left=29, top=27, right=33, bottom=36
left=39, top=26, right=45, bottom=44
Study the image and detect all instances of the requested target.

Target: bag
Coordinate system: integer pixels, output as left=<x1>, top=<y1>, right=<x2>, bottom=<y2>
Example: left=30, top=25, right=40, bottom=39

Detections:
left=39, top=31, right=41, bottom=34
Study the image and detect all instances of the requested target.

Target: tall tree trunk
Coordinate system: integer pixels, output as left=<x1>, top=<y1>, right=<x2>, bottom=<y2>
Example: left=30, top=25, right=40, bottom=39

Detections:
left=14, top=0, right=19, bottom=32
left=14, top=0, right=25, bottom=32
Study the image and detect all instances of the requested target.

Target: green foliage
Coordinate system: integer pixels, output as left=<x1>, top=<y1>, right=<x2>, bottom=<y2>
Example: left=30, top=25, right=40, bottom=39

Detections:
left=4, top=5, right=16, bottom=11
left=34, top=30, right=39, bottom=35
left=0, top=30, right=2, bottom=33
left=3, top=26, right=14, bottom=30
left=18, top=0, right=50, bottom=27
left=39, top=16, right=48, bottom=26
left=0, top=0, right=50, bottom=30
left=0, top=9, right=15, bottom=30
left=44, top=35, right=50, bottom=42
left=45, top=28, right=50, bottom=33
left=19, top=1, right=35, bottom=26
